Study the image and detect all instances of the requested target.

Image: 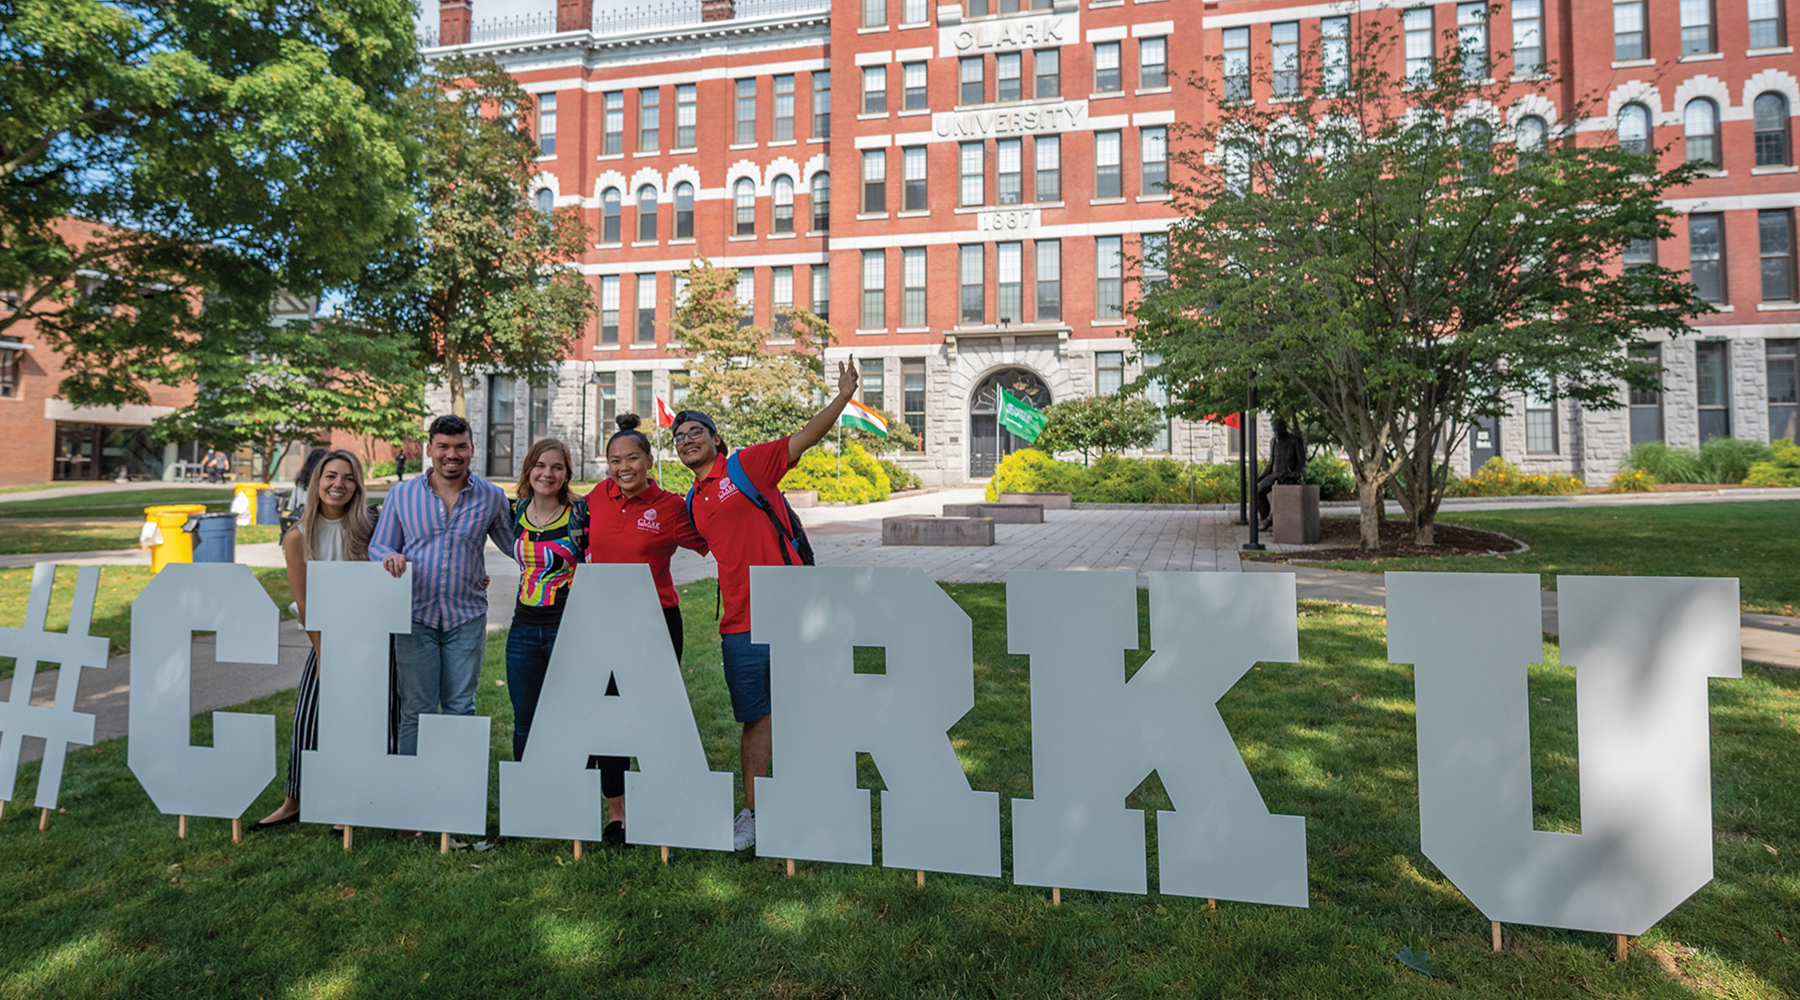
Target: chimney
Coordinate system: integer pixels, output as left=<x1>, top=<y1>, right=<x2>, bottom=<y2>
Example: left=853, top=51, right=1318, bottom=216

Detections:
left=439, top=0, right=471, bottom=44
left=557, top=0, right=593, bottom=31
left=701, top=0, right=735, bottom=21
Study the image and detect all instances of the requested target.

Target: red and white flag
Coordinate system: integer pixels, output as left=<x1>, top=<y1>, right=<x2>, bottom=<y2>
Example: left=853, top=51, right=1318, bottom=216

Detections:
left=656, top=397, right=676, bottom=428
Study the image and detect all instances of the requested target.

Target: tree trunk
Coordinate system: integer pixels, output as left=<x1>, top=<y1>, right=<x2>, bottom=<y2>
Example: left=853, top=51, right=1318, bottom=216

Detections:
left=445, top=351, right=466, bottom=418
left=1356, top=475, right=1384, bottom=551
left=1416, top=516, right=1436, bottom=547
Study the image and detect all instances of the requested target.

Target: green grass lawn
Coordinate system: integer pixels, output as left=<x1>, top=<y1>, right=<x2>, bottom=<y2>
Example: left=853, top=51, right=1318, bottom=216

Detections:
left=1308, top=501, right=1800, bottom=616
left=0, top=565, right=294, bottom=668
left=0, top=488, right=237, bottom=520
left=0, top=482, right=90, bottom=496
left=0, top=522, right=143, bottom=555
left=1, top=582, right=1795, bottom=998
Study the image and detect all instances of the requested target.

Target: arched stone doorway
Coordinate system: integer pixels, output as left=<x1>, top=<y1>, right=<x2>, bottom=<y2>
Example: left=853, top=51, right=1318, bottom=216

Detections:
left=969, top=366, right=1052, bottom=479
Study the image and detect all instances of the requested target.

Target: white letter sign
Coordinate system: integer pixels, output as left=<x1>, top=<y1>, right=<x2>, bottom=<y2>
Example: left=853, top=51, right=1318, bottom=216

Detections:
left=1, top=565, right=108, bottom=810
left=753, top=566, right=1001, bottom=877
left=1007, top=571, right=1309, bottom=905
left=1390, top=572, right=1740, bottom=935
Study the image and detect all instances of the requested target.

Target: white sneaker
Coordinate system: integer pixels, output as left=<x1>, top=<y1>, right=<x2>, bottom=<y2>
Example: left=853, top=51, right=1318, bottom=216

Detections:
left=733, top=808, right=756, bottom=851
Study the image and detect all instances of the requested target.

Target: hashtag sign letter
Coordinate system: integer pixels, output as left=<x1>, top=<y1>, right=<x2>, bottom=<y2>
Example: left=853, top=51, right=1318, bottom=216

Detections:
left=0, top=564, right=108, bottom=810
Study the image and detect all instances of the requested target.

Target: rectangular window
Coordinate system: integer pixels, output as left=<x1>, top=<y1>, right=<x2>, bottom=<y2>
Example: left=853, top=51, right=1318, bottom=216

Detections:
left=1035, top=135, right=1061, bottom=202
left=1035, top=239, right=1062, bottom=320
left=997, top=242, right=1023, bottom=322
left=961, top=141, right=985, bottom=206
left=903, top=146, right=928, bottom=211
left=1697, top=340, right=1731, bottom=440
left=1624, top=238, right=1656, bottom=268
left=997, top=139, right=1023, bottom=205
left=676, top=84, right=697, bottom=148
left=1140, top=127, right=1167, bottom=195
left=1615, top=0, right=1646, bottom=60
left=811, top=264, right=830, bottom=321
left=599, top=381, right=617, bottom=433
left=863, top=65, right=887, bottom=114
left=1034, top=48, right=1060, bottom=98
left=1458, top=3, right=1488, bottom=80
left=604, top=91, right=624, bottom=155
left=1269, top=25, right=1297, bottom=97
left=1749, top=0, right=1786, bottom=48
left=1143, top=351, right=1171, bottom=451
left=813, top=173, right=831, bottom=233
left=904, top=62, right=928, bottom=109
left=968, top=0, right=987, bottom=15
left=537, top=92, right=556, bottom=155
left=1768, top=339, right=1798, bottom=442
left=634, top=371, right=654, bottom=422
left=1096, top=236, right=1123, bottom=318
left=1140, top=36, right=1168, bottom=90
left=1680, top=0, right=1716, bottom=54
left=0, top=344, right=16, bottom=398
left=960, top=244, right=985, bottom=324
left=601, top=275, right=620, bottom=344
left=902, top=358, right=926, bottom=447
left=1094, top=41, right=1122, bottom=94
left=772, top=266, right=794, bottom=336
left=1095, top=130, right=1122, bottom=198
left=1141, top=232, right=1168, bottom=288
left=1513, top=0, right=1543, bottom=74
left=1525, top=388, right=1557, bottom=453
left=863, top=0, right=885, bottom=28
left=736, top=271, right=754, bottom=328
left=1405, top=9, right=1435, bottom=84
left=997, top=52, right=1022, bottom=102
left=1222, top=28, right=1249, bottom=100
left=903, top=0, right=927, bottom=22
left=812, top=71, right=832, bottom=138
left=861, top=250, right=886, bottom=329
left=774, top=75, right=795, bottom=141
left=735, top=78, right=757, bottom=144
left=1760, top=210, right=1796, bottom=303
left=1322, top=16, right=1350, bottom=90
left=863, top=149, right=887, bottom=213
left=638, top=88, right=659, bottom=152
left=636, top=273, right=656, bottom=342
left=671, top=370, right=689, bottom=408
left=1628, top=343, right=1663, bottom=444
left=863, top=357, right=886, bottom=412
left=961, top=57, right=985, bottom=105
left=1690, top=213, right=1725, bottom=303
left=902, top=247, right=927, bottom=325
left=1097, top=351, right=1124, bottom=395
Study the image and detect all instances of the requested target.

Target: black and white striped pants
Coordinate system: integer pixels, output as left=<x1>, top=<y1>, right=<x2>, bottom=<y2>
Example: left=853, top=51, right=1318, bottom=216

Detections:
left=285, top=639, right=402, bottom=800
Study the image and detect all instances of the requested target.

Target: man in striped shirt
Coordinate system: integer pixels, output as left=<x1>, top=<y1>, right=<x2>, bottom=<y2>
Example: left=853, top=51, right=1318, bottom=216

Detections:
left=370, top=415, right=514, bottom=758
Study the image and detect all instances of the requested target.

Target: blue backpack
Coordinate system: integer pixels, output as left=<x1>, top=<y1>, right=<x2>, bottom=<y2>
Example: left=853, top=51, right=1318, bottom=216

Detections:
left=688, top=452, right=815, bottom=567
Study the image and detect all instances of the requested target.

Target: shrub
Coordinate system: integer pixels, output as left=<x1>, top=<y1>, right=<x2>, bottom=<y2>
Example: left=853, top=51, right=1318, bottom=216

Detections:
left=879, top=458, right=922, bottom=492
left=984, top=448, right=1243, bottom=504
left=986, top=449, right=1082, bottom=501
left=1607, top=468, right=1657, bottom=493
left=1698, top=437, right=1774, bottom=484
left=653, top=460, right=695, bottom=496
left=780, top=442, right=890, bottom=503
left=1621, top=437, right=1774, bottom=485
left=1446, top=457, right=1584, bottom=497
left=1744, top=439, right=1800, bottom=487
left=366, top=460, right=395, bottom=478
left=1306, top=453, right=1356, bottom=501
left=1622, top=441, right=1705, bottom=483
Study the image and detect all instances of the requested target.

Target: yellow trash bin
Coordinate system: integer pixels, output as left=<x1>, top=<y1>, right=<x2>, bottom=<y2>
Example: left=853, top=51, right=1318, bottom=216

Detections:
left=232, top=481, right=271, bottom=526
left=144, top=504, right=208, bottom=573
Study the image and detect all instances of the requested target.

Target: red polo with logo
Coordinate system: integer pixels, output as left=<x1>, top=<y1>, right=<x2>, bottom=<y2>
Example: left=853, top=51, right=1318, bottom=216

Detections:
left=585, top=477, right=708, bottom=609
left=687, top=437, right=797, bottom=635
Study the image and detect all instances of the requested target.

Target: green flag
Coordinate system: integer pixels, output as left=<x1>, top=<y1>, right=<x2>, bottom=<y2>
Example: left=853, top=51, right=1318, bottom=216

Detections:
left=997, top=388, right=1046, bottom=443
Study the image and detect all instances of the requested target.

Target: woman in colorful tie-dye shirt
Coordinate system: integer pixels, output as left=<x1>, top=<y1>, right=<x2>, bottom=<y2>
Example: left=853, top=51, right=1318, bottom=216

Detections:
left=504, top=438, right=589, bottom=766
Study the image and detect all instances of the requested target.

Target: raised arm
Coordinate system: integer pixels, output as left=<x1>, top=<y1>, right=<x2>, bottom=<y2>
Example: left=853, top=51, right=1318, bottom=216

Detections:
left=788, top=361, right=861, bottom=465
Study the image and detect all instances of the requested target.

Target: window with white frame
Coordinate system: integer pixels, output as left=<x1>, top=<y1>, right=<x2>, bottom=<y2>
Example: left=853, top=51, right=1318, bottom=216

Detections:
left=774, top=75, right=795, bottom=140
left=1269, top=25, right=1298, bottom=97
left=1525, top=387, right=1557, bottom=453
left=862, top=149, right=887, bottom=213
left=902, top=247, right=927, bottom=325
left=961, top=141, right=985, bottom=205
left=1222, top=29, right=1249, bottom=100
left=861, top=250, right=886, bottom=328
left=636, top=273, right=656, bottom=341
left=537, top=92, right=556, bottom=155
left=734, top=178, right=756, bottom=235
left=1035, top=239, right=1061, bottom=320
left=639, top=88, right=659, bottom=152
left=601, top=275, right=620, bottom=344
left=1458, top=3, right=1488, bottom=80
left=1321, top=17, right=1349, bottom=90
left=997, top=242, right=1023, bottom=322
left=1614, top=0, right=1646, bottom=60
left=1141, top=127, right=1167, bottom=195
left=1405, top=9, right=1435, bottom=84
left=735, top=78, right=757, bottom=144
left=997, top=138, right=1023, bottom=204
left=903, top=146, right=927, bottom=210
left=604, top=91, right=624, bottom=155
left=904, top=62, right=928, bottom=109
left=863, top=65, right=887, bottom=114
left=1035, top=47, right=1060, bottom=98
left=772, top=266, right=794, bottom=335
left=997, top=52, right=1022, bottom=102
left=1749, top=0, right=1786, bottom=47
left=1095, top=130, right=1122, bottom=198
left=676, top=84, right=696, bottom=148
left=1140, top=36, right=1168, bottom=90
left=1095, top=41, right=1122, bottom=93
left=1035, top=135, right=1060, bottom=201
left=1512, top=0, right=1543, bottom=74
left=811, top=263, right=830, bottom=320
left=960, top=245, right=984, bottom=323
left=1096, top=236, right=1123, bottom=318
left=773, top=175, right=795, bottom=233
left=1680, top=0, right=1716, bottom=54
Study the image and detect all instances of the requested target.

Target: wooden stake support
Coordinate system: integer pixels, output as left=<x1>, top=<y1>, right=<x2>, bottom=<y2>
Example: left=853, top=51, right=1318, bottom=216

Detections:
left=786, top=858, right=795, bottom=877
left=178, top=815, right=188, bottom=839
left=1615, top=935, right=1628, bottom=961
left=1491, top=921, right=1503, bottom=952
left=342, top=825, right=353, bottom=851
left=573, top=840, right=583, bottom=860
left=39, top=808, right=50, bottom=831
left=440, top=832, right=449, bottom=855
left=660, top=845, right=669, bottom=864
left=1052, top=887, right=1061, bottom=907
left=916, top=869, right=925, bottom=887
left=1208, top=899, right=1217, bottom=911
left=232, top=818, right=242, bottom=844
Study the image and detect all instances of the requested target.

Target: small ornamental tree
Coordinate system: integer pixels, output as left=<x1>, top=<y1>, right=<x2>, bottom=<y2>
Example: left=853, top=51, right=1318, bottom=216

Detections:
left=1037, top=394, right=1167, bottom=465
left=1132, top=12, right=1704, bottom=549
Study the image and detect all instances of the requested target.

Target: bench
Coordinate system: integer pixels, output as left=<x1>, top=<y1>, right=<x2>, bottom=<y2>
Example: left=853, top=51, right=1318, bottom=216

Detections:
left=998, top=491, right=1073, bottom=510
left=881, top=516, right=996, bottom=546
left=942, top=502, right=1045, bottom=524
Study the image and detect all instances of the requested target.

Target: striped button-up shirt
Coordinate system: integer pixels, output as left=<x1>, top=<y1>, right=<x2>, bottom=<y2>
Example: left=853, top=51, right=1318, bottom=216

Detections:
left=368, top=470, right=514, bottom=630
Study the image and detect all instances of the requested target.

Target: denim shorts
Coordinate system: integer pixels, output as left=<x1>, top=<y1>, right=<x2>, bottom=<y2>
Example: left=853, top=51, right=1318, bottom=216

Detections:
left=720, top=630, right=771, bottom=723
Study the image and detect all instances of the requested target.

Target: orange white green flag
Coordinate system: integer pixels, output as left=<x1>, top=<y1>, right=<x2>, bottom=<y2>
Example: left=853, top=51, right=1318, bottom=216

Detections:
left=838, top=398, right=888, bottom=437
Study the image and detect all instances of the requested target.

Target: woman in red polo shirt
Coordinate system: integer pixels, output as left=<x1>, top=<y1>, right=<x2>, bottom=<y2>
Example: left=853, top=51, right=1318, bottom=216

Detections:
left=584, top=413, right=708, bottom=844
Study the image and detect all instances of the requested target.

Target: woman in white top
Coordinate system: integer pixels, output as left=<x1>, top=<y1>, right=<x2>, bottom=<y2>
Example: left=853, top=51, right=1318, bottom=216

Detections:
left=250, top=451, right=376, bottom=831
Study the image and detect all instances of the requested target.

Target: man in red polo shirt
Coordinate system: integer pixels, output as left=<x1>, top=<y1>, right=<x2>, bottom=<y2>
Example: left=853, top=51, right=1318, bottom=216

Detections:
left=675, top=361, right=859, bottom=851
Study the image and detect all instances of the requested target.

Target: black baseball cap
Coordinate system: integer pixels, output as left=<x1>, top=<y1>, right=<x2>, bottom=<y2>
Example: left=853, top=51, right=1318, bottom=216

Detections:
left=672, top=410, right=716, bottom=435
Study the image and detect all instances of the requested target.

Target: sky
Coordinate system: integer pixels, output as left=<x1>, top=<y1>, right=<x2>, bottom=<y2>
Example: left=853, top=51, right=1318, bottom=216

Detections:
left=415, top=0, right=568, bottom=33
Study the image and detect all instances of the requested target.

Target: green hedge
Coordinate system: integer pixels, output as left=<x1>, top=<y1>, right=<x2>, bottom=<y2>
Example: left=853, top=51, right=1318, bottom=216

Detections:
left=983, top=450, right=1245, bottom=504
left=1744, top=439, right=1800, bottom=487
left=779, top=443, right=891, bottom=504
left=1621, top=438, right=1774, bottom=485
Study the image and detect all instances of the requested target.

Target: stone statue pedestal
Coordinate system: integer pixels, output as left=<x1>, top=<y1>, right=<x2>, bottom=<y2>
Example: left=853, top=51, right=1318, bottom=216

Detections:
left=1270, top=485, right=1320, bottom=545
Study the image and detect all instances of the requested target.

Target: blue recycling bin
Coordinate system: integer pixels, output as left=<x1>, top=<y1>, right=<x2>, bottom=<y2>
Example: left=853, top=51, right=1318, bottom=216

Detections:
left=255, top=489, right=280, bottom=526
left=189, top=512, right=237, bottom=564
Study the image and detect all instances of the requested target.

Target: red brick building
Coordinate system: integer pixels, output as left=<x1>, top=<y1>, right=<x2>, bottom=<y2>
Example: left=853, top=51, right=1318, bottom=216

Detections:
left=425, top=0, right=1797, bottom=485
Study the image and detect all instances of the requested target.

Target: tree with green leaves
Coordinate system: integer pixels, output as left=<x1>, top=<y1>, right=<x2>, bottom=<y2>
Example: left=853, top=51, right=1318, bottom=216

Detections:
left=341, top=55, right=593, bottom=418
left=0, top=0, right=421, bottom=406
left=1132, top=14, right=1704, bottom=549
left=1037, top=394, right=1167, bottom=465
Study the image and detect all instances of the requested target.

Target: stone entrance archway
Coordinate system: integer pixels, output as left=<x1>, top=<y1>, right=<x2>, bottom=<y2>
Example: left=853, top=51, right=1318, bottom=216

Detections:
left=968, top=366, right=1051, bottom=479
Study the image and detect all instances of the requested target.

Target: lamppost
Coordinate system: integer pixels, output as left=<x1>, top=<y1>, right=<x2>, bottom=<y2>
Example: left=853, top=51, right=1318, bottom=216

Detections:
left=578, top=368, right=603, bottom=482
left=1242, top=380, right=1264, bottom=552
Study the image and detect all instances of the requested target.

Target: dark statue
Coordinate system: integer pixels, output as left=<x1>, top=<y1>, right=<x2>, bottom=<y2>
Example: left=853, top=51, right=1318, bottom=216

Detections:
left=1255, top=417, right=1306, bottom=531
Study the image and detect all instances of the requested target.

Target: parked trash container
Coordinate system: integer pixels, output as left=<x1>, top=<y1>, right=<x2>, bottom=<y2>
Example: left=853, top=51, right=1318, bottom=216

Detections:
left=232, top=481, right=270, bottom=526
left=189, top=512, right=238, bottom=564
left=255, top=489, right=280, bottom=526
left=142, top=503, right=208, bottom=573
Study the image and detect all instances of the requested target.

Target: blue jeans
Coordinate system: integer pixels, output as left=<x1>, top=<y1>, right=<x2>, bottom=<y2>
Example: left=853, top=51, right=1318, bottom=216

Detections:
left=720, top=630, right=771, bottom=723
left=393, top=615, right=487, bottom=756
left=504, top=619, right=559, bottom=761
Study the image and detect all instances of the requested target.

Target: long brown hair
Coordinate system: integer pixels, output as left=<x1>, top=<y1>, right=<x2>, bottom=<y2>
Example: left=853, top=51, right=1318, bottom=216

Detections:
left=515, top=438, right=574, bottom=507
left=297, top=450, right=373, bottom=561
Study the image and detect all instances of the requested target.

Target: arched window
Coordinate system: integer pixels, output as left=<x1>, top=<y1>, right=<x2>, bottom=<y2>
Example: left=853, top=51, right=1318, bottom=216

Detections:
left=534, top=188, right=554, bottom=214
left=1755, top=92, right=1792, bottom=167
left=1685, top=98, right=1719, bottom=167
left=637, top=185, right=658, bottom=242
left=772, top=175, right=795, bottom=234
left=1617, top=102, right=1651, bottom=157
left=1515, top=114, right=1548, bottom=155
left=674, top=182, right=695, bottom=239
left=1463, top=119, right=1493, bottom=178
left=733, top=178, right=755, bottom=236
left=810, top=172, right=831, bottom=233
left=602, top=187, right=621, bottom=243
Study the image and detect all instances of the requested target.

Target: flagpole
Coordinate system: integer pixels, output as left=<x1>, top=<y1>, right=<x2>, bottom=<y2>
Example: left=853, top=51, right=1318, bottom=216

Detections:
left=836, top=420, right=842, bottom=487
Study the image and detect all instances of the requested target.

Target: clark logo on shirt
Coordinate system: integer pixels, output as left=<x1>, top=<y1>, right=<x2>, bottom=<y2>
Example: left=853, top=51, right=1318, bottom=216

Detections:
left=716, top=477, right=739, bottom=502
left=637, top=507, right=662, bottom=533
